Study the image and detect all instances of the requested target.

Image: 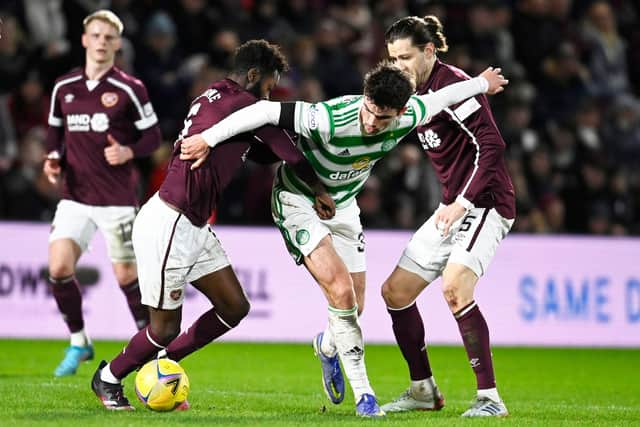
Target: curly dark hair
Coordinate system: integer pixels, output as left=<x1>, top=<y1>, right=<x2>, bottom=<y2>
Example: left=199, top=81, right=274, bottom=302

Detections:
left=363, top=62, right=415, bottom=111
left=233, top=39, right=289, bottom=76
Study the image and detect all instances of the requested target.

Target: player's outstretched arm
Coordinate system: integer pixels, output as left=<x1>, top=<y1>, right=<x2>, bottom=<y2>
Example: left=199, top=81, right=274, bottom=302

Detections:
left=417, top=67, right=508, bottom=124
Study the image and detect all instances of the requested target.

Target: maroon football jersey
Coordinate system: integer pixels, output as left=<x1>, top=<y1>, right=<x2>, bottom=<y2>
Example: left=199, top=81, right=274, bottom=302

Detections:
left=47, top=66, right=159, bottom=206
left=416, top=60, right=516, bottom=219
left=160, top=79, right=303, bottom=227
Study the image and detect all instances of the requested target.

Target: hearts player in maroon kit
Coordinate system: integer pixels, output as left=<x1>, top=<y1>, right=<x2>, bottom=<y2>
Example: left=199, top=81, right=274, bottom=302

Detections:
left=380, top=16, right=516, bottom=417
left=90, top=39, right=335, bottom=410
left=43, top=10, right=161, bottom=377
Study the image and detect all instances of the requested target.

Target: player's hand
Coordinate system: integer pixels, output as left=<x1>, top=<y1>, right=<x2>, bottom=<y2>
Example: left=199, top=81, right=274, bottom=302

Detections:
left=104, top=134, right=134, bottom=165
left=313, top=192, right=336, bottom=220
left=479, top=67, right=508, bottom=95
left=179, top=134, right=210, bottom=170
left=435, top=201, right=467, bottom=237
left=43, top=154, right=61, bottom=185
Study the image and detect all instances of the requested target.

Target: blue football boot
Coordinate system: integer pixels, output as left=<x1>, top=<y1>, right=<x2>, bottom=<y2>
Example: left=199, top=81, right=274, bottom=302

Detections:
left=54, top=344, right=94, bottom=377
left=356, top=393, right=386, bottom=418
left=312, top=332, right=345, bottom=404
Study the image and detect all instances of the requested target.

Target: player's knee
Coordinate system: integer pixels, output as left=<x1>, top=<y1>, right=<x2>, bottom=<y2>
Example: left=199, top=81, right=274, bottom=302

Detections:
left=48, top=262, right=74, bottom=279
left=228, top=299, right=251, bottom=326
left=330, top=282, right=356, bottom=308
left=441, top=279, right=461, bottom=309
left=381, top=279, right=407, bottom=308
left=149, top=321, right=180, bottom=345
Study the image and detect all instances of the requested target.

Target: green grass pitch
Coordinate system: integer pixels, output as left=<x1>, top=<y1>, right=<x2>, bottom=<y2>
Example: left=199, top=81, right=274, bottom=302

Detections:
left=1, top=339, right=638, bottom=426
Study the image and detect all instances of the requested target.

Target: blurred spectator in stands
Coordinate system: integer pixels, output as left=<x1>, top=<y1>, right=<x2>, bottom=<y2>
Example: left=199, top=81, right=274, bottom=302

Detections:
left=358, top=175, right=392, bottom=229
left=135, top=11, right=188, bottom=139
left=535, top=41, right=589, bottom=124
left=208, top=29, right=240, bottom=70
left=313, top=17, right=362, bottom=97
left=511, top=0, right=569, bottom=83
left=508, top=157, right=546, bottom=233
left=580, top=0, right=631, bottom=100
left=295, top=77, right=326, bottom=103
left=465, top=1, right=516, bottom=72
left=602, top=94, right=640, bottom=167
left=609, top=169, right=635, bottom=235
left=573, top=97, right=604, bottom=155
left=0, top=12, right=34, bottom=95
left=1, top=127, right=58, bottom=220
left=7, top=69, right=49, bottom=140
left=382, top=144, right=439, bottom=229
left=0, top=94, right=18, bottom=173
left=170, top=0, right=221, bottom=56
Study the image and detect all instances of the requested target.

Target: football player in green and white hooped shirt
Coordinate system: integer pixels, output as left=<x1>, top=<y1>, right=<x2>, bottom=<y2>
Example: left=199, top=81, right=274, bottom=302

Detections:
left=180, top=62, right=508, bottom=418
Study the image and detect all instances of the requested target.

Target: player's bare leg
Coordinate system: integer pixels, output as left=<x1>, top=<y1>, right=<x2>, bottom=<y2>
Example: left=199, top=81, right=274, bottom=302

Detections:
left=305, top=236, right=383, bottom=417
left=381, top=266, right=444, bottom=412
left=443, top=263, right=507, bottom=417
left=163, top=266, right=250, bottom=361
left=113, top=262, right=149, bottom=330
left=49, top=239, right=94, bottom=376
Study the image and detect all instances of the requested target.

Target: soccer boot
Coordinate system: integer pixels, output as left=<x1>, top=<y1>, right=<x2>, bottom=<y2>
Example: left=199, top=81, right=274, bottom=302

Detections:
left=312, top=332, right=345, bottom=404
left=54, top=344, right=94, bottom=377
left=381, top=382, right=445, bottom=412
left=355, top=393, right=386, bottom=418
left=91, top=360, right=135, bottom=410
left=461, top=396, right=509, bottom=417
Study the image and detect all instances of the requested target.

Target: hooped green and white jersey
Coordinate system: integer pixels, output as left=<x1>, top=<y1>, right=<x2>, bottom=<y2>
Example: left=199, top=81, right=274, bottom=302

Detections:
left=279, top=94, right=431, bottom=208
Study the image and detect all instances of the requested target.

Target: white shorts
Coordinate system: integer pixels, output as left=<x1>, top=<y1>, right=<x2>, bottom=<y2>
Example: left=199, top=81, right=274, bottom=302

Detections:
left=49, top=199, right=137, bottom=263
left=133, top=193, right=231, bottom=310
left=271, top=185, right=366, bottom=273
left=399, top=205, right=514, bottom=283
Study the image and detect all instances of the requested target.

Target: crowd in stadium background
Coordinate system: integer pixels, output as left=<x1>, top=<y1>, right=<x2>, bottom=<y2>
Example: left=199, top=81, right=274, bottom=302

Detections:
left=1, top=0, right=639, bottom=235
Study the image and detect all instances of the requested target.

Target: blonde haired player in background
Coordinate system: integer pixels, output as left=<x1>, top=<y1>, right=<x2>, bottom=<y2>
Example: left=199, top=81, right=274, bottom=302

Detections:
left=43, top=10, right=161, bottom=377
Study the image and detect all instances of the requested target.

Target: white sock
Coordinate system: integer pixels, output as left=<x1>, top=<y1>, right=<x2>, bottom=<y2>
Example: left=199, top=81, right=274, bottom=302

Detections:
left=100, top=363, right=120, bottom=384
left=320, top=325, right=337, bottom=357
left=328, top=305, right=373, bottom=402
left=70, top=330, right=89, bottom=347
left=478, top=387, right=501, bottom=403
left=410, top=376, right=436, bottom=398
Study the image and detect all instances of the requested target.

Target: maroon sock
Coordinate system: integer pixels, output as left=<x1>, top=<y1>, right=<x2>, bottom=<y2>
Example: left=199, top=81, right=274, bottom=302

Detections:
left=110, top=326, right=166, bottom=379
left=119, top=279, right=149, bottom=330
left=166, top=309, right=233, bottom=362
left=49, top=276, right=84, bottom=333
left=455, top=301, right=496, bottom=390
left=388, top=303, right=433, bottom=380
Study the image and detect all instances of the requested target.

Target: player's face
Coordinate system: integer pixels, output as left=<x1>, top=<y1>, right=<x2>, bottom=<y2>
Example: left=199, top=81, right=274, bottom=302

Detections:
left=248, top=71, right=280, bottom=100
left=360, top=97, right=401, bottom=135
left=387, top=38, right=433, bottom=87
left=82, top=19, right=121, bottom=66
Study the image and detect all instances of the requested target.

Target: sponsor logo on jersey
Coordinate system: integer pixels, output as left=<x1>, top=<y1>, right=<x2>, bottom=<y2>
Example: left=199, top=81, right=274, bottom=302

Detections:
left=308, top=105, right=318, bottom=130
left=67, top=113, right=110, bottom=132
left=101, top=92, right=119, bottom=107
left=418, top=129, right=441, bottom=150
left=352, top=157, right=370, bottom=170
left=64, top=93, right=74, bottom=103
left=328, top=168, right=369, bottom=181
left=338, top=148, right=351, bottom=156
left=295, top=229, right=310, bottom=245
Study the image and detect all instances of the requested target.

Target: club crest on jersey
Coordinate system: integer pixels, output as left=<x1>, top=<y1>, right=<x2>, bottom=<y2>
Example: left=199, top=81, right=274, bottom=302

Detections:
left=170, top=290, right=183, bottom=301
left=381, top=139, right=396, bottom=152
left=296, top=229, right=310, bottom=245
left=101, top=92, right=119, bottom=107
left=418, top=129, right=441, bottom=150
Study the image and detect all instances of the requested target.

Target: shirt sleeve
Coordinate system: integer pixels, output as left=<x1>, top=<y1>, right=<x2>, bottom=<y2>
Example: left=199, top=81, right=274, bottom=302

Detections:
left=413, top=76, right=488, bottom=126
left=201, top=100, right=284, bottom=147
left=46, top=86, right=64, bottom=154
left=128, top=81, right=158, bottom=131
left=293, top=101, right=332, bottom=145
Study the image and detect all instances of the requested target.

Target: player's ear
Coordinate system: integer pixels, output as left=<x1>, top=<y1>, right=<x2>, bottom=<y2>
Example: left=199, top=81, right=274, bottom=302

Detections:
left=247, top=68, right=261, bottom=84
